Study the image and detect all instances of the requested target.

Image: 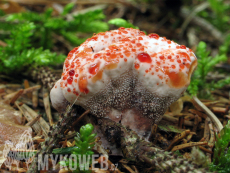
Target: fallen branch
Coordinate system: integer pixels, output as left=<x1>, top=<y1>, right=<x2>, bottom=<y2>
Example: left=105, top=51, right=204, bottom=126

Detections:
left=193, top=96, right=223, bottom=132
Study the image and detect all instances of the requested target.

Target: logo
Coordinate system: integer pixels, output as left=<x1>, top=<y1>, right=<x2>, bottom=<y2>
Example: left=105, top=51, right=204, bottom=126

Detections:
left=2, top=130, right=118, bottom=171
left=2, top=130, right=35, bottom=170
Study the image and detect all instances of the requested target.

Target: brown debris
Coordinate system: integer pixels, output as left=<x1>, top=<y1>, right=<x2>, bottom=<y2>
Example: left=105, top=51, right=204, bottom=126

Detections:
left=43, top=88, right=53, bottom=126
left=171, top=141, right=207, bottom=152
left=166, top=130, right=190, bottom=151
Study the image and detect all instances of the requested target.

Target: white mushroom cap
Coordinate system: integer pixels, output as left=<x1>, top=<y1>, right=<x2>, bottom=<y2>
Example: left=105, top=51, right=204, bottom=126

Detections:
left=50, top=27, right=197, bottom=123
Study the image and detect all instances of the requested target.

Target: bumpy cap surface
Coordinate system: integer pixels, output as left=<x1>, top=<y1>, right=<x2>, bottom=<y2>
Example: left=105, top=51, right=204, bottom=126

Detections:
left=50, top=27, right=197, bottom=124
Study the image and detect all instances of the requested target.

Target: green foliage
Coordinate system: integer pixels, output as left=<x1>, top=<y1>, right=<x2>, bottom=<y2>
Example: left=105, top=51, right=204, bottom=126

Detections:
left=187, top=41, right=228, bottom=98
left=52, top=123, right=96, bottom=173
left=5, top=7, right=109, bottom=49
left=108, top=18, right=139, bottom=29
left=209, top=121, right=230, bottom=172
left=198, top=0, right=230, bottom=32
left=207, top=0, right=230, bottom=31
left=0, top=22, right=65, bottom=74
left=0, top=4, right=110, bottom=75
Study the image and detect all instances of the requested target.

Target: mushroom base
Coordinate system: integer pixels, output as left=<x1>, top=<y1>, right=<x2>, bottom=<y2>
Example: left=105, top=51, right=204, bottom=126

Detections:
left=77, top=70, right=180, bottom=139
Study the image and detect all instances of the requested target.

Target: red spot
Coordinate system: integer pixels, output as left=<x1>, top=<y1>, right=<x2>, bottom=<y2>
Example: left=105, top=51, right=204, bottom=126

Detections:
left=136, top=43, right=142, bottom=47
left=63, top=75, right=67, bottom=80
left=171, top=65, right=176, bottom=69
left=68, top=47, right=78, bottom=57
left=138, top=37, right=143, bottom=40
left=74, top=79, right=78, bottom=83
left=151, top=72, right=154, bottom=75
left=176, top=45, right=180, bottom=49
left=67, top=88, right=71, bottom=92
left=67, top=77, right=73, bottom=84
left=167, top=55, right=172, bottom=59
left=162, top=37, right=167, bottom=41
left=70, top=64, right=75, bottom=68
left=121, top=30, right=128, bottom=34
left=121, top=37, right=130, bottom=42
left=177, top=60, right=181, bottom=63
left=159, top=55, right=165, bottom=60
left=138, top=31, right=146, bottom=35
left=89, top=63, right=100, bottom=75
left=158, top=75, right=163, bottom=80
left=156, top=61, right=161, bottom=66
left=185, top=63, right=190, bottom=68
left=65, top=62, right=70, bottom=68
left=119, top=27, right=125, bottom=30
left=94, top=53, right=101, bottom=59
left=78, top=76, right=89, bottom=94
left=179, top=52, right=191, bottom=62
left=109, top=45, right=118, bottom=50
left=69, top=69, right=75, bottom=76
left=90, top=36, right=98, bottom=41
left=124, top=58, right=127, bottom=62
left=180, top=45, right=186, bottom=49
left=137, top=53, right=152, bottom=63
left=73, top=91, right=79, bottom=96
left=134, top=63, right=140, bottom=69
left=167, top=40, right=171, bottom=44
left=179, top=64, right=185, bottom=69
left=75, top=74, right=79, bottom=77
left=148, top=33, right=159, bottom=39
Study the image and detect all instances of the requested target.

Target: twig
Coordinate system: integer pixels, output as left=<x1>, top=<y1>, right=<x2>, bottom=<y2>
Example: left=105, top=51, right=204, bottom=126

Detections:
left=180, top=2, right=209, bottom=37
left=166, top=130, right=190, bottom=151
left=122, top=163, right=136, bottom=173
left=207, top=118, right=215, bottom=148
left=199, top=146, right=213, bottom=154
left=3, top=85, right=41, bottom=100
left=193, top=96, right=223, bottom=132
left=25, top=114, right=42, bottom=127
left=171, top=142, right=207, bottom=152
left=43, top=88, right=53, bottom=126
left=163, top=114, right=193, bottom=126
left=0, top=40, right=7, bottom=47
left=148, top=124, right=158, bottom=141
left=32, top=90, right=38, bottom=108
left=72, top=110, right=90, bottom=127
left=23, top=80, right=32, bottom=99
left=180, top=7, right=224, bottom=43
left=15, top=101, right=42, bottom=134
left=9, top=89, right=24, bottom=106
left=189, top=109, right=207, bottom=119
left=204, top=117, right=210, bottom=142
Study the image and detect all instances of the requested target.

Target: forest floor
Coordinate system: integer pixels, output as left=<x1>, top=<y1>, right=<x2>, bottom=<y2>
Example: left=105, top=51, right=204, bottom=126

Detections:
left=0, top=1, right=230, bottom=173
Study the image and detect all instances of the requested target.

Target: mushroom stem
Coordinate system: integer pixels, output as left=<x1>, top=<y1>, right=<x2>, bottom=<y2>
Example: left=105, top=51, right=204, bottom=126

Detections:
left=193, top=96, right=223, bottom=132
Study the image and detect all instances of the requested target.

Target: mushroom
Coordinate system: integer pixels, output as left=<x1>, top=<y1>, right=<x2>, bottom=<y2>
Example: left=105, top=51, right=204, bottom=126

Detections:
left=50, top=27, right=197, bottom=138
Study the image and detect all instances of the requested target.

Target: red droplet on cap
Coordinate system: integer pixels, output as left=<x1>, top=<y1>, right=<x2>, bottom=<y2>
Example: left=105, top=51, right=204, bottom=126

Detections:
left=89, top=63, right=100, bottom=75
left=148, top=33, right=159, bottom=39
left=69, top=69, right=75, bottom=76
left=137, top=52, right=152, bottom=63
left=67, top=77, right=73, bottom=84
